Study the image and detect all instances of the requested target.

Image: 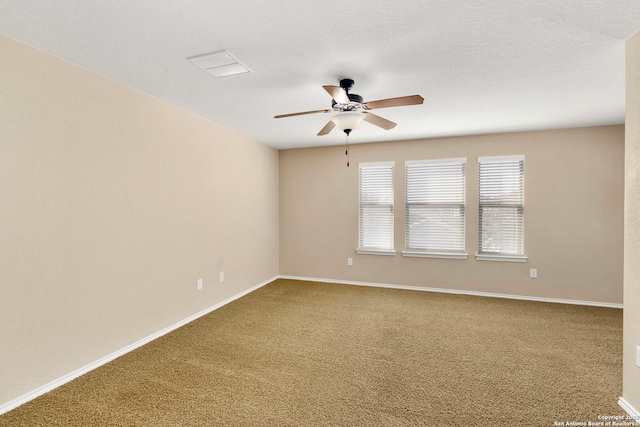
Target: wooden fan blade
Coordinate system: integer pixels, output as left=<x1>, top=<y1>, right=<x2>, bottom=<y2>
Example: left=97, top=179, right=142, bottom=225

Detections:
left=317, top=120, right=336, bottom=136
left=323, top=85, right=350, bottom=104
left=364, top=95, right=424, bottom=110
left=363, top=112, right=397, bottom=130
left=274, top=109, right=331, bottom=119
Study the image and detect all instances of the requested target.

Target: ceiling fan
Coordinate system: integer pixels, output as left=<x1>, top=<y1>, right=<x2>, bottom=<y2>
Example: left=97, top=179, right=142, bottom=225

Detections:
left=274, top=78, right=424, bottom=136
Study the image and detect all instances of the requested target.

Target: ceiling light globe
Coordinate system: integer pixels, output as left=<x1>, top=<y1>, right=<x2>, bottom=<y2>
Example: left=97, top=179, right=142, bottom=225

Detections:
left=331, top=112, right=365, bottom=134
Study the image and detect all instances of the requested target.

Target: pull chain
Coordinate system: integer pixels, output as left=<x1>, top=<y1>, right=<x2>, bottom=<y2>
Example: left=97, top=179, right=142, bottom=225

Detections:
left=345, top=133, right=350, bottom=167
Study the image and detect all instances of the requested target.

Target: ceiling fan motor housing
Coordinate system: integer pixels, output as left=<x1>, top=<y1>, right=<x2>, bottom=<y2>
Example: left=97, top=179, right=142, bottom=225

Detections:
left=348, top=93, right=363, bottom=103
left=331, top=93, right=363, bottom=108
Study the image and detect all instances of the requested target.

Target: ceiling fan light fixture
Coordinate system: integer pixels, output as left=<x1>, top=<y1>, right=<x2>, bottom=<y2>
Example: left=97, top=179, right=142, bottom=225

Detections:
left=331, top=112, right=365, bottom=134
left=275, top=79, right=420, bottom=137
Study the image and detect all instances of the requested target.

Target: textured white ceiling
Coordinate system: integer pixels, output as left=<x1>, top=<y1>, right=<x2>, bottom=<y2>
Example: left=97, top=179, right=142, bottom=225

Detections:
left=2, top=1, right=640, bottom=149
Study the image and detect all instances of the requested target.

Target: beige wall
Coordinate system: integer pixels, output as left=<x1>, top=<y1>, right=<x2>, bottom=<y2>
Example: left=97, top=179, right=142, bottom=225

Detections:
left=624, top=30, right=640, bottom=413
left=280, top=126, right=624, bottom=304
left=0, top=35, right=279, bottom=407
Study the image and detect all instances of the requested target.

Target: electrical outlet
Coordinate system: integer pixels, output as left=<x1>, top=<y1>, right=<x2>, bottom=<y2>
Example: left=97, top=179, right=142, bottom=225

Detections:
left=347, top=258, right=353, bottom=266
left=530, top=268, right=537, bottom=278
left=636, top=346, right=640, bottom=368
left=197, top=279, right=203, bottom=290
left=219, top=272, right=224, bottom=283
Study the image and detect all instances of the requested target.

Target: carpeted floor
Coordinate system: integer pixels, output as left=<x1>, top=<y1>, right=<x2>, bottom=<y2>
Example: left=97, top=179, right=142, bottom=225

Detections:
left=0, top=279, right=625, bottom=426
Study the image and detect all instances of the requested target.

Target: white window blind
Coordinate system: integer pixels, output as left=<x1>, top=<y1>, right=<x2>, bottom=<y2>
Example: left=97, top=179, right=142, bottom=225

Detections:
left=358, top=162, right=395, bottom=255
left=404, top=158, right=466, bottom=258
left=478, top=155, right=525, bottom=260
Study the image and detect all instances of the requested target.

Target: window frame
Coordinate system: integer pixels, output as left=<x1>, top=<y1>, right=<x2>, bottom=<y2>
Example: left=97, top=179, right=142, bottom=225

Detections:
left=357, top=161, right=396, bottom=256
left=403, top=158, right=468, bottom=260
left=476, top=154, right=527, bottom=262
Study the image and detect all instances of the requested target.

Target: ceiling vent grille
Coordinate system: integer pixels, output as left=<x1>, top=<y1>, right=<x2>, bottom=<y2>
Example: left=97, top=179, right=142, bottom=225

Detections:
left=187, top=50, right=251, bottom=78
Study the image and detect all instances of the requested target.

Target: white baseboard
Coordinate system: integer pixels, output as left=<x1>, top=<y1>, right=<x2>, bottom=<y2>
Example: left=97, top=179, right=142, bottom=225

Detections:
left=0, top=275, right=278, bottom=416
left=278, top=275, right=624, bottom=308
left=619, top=397, right=640, bottom=421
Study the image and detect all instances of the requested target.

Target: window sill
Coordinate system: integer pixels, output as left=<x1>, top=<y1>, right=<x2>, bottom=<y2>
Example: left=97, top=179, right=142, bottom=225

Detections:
left=356, top=248, right=397, bottom=256
left=402, top=251, right=468, bottom=260
left=475, top=254, right=527, bottom=263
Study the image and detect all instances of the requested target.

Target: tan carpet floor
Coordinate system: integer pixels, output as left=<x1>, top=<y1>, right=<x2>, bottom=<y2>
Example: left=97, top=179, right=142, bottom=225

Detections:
left=0, top=278, right=625, bottom=426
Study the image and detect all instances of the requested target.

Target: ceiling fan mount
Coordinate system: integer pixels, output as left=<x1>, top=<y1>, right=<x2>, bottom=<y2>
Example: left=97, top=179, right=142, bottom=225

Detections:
left=339, top=78, right=355, bottom=92
left=274, top=78, right=424, bottom=136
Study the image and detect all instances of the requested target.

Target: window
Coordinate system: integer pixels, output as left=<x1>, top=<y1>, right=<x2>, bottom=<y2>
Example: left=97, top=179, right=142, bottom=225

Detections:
left=404, top=158, right=467, bottom=259
left=477, top=155, right=526, bottom=262
left=358, top=162, right=395, bottom=255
